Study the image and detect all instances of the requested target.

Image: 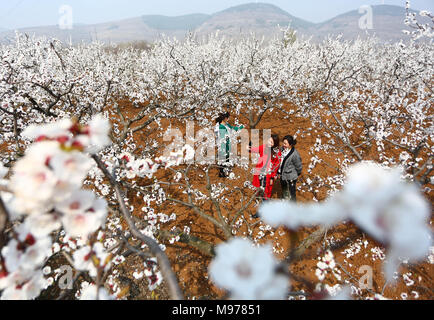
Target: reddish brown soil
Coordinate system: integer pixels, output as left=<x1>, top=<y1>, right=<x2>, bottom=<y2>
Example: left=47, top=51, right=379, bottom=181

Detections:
left=112, top=99, right=433, bottom=300
left=2, top=97, right=432, bottom=300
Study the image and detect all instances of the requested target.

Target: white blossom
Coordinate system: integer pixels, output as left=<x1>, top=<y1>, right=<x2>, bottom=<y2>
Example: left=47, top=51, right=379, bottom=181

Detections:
left=209, top=238, right=284, bottom=300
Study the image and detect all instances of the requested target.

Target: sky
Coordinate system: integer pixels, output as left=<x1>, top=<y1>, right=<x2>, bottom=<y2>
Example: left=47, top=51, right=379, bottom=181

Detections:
left=0, top=0, right=433, bottom=30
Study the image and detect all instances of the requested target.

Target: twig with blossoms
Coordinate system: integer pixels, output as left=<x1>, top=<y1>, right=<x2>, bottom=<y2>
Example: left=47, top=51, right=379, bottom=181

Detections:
left=404, top=1, right=434, bottom=39
left=91, top=154, right=183, bottom=300
left=0, top=114, right=115, bottom=300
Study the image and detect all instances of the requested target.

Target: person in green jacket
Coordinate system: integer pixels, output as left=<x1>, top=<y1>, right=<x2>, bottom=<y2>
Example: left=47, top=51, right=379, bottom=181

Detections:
left=215, top=112, right=244, bottom=177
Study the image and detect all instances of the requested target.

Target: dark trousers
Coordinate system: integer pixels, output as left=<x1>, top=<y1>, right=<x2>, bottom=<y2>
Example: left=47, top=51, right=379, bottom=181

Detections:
left=281, top=179, right=297, bottom=202
left=219, top=152, right=231, bottom=177
left=259, top=175, right=267, bottom=188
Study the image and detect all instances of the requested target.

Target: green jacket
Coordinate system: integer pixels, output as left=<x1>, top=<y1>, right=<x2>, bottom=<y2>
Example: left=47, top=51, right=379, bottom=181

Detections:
left=215, top=123, right=244, bottom=161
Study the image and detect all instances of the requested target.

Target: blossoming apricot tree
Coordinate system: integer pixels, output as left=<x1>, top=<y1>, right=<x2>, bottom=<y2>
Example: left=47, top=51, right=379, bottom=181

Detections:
left=0, top=4, right=432, bottom=299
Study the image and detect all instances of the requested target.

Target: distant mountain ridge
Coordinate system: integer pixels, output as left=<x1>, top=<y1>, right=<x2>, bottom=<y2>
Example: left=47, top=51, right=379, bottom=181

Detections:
left=193, top=2, right=313, bottom=40
left=216, top=2, right=314, bottom=28
left=0, top=3, right=429, bottom=44
left=141, top=14, right=210, bottom=30
left=304, top=4, right=428, bottom=42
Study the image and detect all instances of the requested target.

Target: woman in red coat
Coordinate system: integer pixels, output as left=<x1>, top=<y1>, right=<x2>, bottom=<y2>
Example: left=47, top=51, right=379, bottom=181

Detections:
left=248, top=134, right=281, bottom=201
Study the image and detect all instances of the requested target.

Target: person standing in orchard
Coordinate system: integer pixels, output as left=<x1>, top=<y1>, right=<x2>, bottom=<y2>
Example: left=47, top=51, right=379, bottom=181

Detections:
left=215, top=112, right=245, bottom=178
left=278, top=135, right=302, bottom=202
left=248, top=134, right=281, bottom=203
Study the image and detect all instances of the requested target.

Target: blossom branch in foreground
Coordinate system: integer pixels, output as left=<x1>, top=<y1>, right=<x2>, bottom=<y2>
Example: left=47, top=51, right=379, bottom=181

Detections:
left=0, top=115, right=115, bottom=300
left=209, top=238, right=290, bottom=300
left=404, top=0, right=434, bottom=39
left=259, top=161, right=432, bottom=281
left=91, top=154, right=183, bottom=300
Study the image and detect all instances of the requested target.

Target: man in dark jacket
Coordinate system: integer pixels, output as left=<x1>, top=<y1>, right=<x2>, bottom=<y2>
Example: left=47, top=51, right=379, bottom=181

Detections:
left=278, top=135, right=302, bottom=202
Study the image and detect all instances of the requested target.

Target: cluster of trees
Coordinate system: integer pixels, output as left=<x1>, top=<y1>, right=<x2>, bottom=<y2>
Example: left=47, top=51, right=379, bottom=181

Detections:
left=0, top=11, right=432, bottom=299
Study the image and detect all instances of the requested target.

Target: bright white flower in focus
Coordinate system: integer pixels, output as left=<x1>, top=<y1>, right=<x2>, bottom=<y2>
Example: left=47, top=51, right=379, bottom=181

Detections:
left=147, top=271, right=163, bottom=291
left=323, top=250, right=336, bottom=269
left=209, top=238, right=281, bottom=300
left=119, top=152, right=133, bottom=163
left=125, top=164, right=137, bottom=179
left=315, top=249, right=337, bottom=282
left=134, top=159, right=158, bottom=179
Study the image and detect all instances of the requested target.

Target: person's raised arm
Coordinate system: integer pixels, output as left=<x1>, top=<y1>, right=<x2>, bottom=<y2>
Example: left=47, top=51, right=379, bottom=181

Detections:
left=228, top=123, right=244, bottom=132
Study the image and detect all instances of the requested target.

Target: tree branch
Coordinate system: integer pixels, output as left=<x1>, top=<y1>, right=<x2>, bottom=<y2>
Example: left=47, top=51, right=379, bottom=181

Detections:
left=92, top=154, right=183, bottom=300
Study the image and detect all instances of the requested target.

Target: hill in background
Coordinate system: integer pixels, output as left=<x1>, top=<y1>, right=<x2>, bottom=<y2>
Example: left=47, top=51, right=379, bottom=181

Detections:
left=304, top=4, right=427, bottom=42
left=0, top=3, right=429, bottom=44
left=194, top=3, right=313, bottom=40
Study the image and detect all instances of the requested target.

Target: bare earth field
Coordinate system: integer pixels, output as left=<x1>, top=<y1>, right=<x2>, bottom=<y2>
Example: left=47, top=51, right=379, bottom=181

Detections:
left=92, top=98, right=433, bottom=300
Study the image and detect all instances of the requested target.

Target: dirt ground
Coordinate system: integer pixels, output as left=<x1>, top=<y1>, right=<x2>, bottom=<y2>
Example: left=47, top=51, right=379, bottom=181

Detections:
left=2, top=97, right=431, bottom=300
left=108, top=99, right=433, bottom=300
